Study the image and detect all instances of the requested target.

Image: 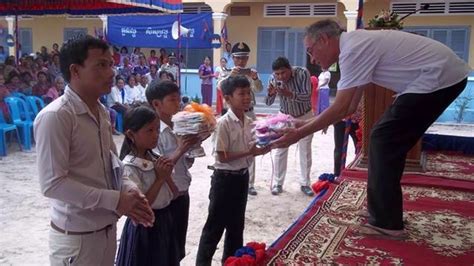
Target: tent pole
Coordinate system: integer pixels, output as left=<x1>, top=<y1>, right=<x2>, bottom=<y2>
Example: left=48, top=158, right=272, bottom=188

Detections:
left=15, top=14, right=19, bottom=64
left=177, top=13, right=182, bottom=90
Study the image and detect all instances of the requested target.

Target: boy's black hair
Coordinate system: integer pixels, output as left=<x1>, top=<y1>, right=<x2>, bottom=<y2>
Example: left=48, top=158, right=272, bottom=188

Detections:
left=59, top=35, right=109, bottom=83
left=221, top=75, right=250, bottom=96
left=119, top=104, right=158, bottom=160
left=182, top=96, right=189, bottom=104
left=115, top=75, right=125, bottom=83
left=145, top=79, right=180, bottom=105
left=272, top=56, right=291, bottom=71
left=158, top=70, right=175, bottom=82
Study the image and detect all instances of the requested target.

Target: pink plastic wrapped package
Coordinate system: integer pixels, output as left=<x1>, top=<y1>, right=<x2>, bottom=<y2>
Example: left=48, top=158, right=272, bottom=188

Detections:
left=253, top=114, right=294, bottom=147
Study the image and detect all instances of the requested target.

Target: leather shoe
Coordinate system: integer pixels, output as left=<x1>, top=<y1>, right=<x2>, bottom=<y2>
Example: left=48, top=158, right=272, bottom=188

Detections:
left=301, top=186, right=314, bottom=196
left=248, top=187, right=257, bottom=196
left=271, top=185, right=282, bottom=195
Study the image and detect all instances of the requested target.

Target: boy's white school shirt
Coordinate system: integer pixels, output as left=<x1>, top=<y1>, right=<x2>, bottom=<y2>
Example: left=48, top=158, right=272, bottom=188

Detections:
left=122, top=155, right=174, bottom=209
left=212, top=108, right=254, bottom=171
left=155, top=120, right=193, bottom=192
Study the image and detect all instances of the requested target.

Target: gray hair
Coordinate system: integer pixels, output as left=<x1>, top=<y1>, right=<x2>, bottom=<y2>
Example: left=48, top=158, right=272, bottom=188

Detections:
left=54, top=76, right=64, bottom=83
left=305, top=19, right=344, bottom=41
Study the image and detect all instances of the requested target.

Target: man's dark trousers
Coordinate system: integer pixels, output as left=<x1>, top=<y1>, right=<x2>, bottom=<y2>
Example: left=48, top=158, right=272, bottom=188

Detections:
left=368, top=78, right=467, bottom=230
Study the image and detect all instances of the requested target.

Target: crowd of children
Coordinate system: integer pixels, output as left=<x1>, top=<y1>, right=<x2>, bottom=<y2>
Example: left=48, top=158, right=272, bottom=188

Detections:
left=109, top=76, right=271, bottom=265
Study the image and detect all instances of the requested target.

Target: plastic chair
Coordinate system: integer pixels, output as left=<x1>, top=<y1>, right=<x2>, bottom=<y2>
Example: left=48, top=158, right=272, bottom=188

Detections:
left=26, top=96, right=45, bottom=118
left=4, top=97, right=34, bottom=150
left=10, top=92, right=27, bottom=100
left=0, top=110, right=22, bottom=156
left=8, top=94, right=34, bottom=121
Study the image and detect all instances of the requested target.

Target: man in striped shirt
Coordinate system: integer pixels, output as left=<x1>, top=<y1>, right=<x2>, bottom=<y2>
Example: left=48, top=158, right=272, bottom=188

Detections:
left=265, top=57, right=314, bottom=196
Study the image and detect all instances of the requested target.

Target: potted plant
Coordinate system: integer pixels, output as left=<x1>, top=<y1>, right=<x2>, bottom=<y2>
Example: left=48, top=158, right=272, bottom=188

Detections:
left=368, top=10, right=403, bottom=30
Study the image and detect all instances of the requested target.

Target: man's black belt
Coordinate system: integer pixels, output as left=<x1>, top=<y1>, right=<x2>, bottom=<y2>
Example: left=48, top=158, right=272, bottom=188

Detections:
left=208, top=166, right=249, bottom=176
left=51, top=222, right=113, bottom=235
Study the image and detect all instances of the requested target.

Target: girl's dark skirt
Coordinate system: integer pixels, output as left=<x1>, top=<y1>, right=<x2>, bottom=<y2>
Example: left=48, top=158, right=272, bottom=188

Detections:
left=116, top=207, right=180, bottom=266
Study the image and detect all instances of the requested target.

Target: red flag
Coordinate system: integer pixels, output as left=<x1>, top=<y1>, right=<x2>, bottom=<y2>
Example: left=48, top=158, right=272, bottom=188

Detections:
left=220, top=20, right=228, bottom=43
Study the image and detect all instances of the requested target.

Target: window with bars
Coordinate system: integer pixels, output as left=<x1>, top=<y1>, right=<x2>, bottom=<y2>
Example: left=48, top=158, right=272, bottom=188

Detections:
left=257, top=28, right=306, bottom=74
left=404, top=26, right=470, bottom=62
left=264, top=3, right=337, bottom=17
left=391, top=1, right=474, bottom=15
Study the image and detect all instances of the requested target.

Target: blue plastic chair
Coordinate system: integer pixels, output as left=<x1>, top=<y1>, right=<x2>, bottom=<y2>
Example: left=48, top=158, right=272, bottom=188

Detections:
left=8, top=94, right=34, bottom=121
left=26, top=96, right=45, bottom=118
left=4, top=97, right=34, bottom=150
left=10, top=92, right=27, bottom=100
left=0, top=110, right=22, bottom=156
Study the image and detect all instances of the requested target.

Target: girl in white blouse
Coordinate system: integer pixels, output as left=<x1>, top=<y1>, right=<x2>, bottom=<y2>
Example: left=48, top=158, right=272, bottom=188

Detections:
left=116, top=105, right=180, bottom=266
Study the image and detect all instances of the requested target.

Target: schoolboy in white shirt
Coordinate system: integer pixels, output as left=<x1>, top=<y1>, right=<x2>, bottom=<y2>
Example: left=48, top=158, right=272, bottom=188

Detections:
left=196, top=75, right=271, bottom=265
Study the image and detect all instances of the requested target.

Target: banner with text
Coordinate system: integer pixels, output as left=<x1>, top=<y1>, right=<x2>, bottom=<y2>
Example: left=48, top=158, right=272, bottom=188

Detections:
left=107, top=13, right=213, bottom=48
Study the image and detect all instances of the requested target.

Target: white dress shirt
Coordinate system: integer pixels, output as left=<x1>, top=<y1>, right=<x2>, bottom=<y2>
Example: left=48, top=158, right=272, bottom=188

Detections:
left=155, top=120, right=193, bottom=192
left=212, top=108, right=254, bottom=171
left=107, top=85, right=125, bottom=107
left=34, top=87, right=136, bottom=232
left=124, top=85, right=141, bottom=104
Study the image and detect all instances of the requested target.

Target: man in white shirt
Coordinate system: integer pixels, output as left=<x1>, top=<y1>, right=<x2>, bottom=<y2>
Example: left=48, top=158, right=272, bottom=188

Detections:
left=160, top=52, right=180, bottom=83
left=273, top=20, right=470, bottom=238
left=34, top=36, right=154, bottom=265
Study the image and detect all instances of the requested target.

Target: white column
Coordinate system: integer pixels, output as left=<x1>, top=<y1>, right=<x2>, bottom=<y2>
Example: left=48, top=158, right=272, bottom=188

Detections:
left=99, top=15, right=108, bottom=38
left=212, top=12, right=228, bottom=67
left=5, top=16, right=15, bottom=56
left=344, top=10, right=358, bottom=32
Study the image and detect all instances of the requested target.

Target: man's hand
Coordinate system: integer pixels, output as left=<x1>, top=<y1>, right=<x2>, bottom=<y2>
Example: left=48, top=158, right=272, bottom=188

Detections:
left=276, top=86, right=293, bottom=98
left=292, top=118, right=308, bottom=128
left=271, top=128, right=301, bottom=149
left=322, top=126, right=328, bottom=135
left=117, top=189, right=154, bottom=227
left=230, top=67, right=240, bottom=77
left=249, top=69, right=258, bottom=80
left=267, top=83, right=277, bottom=97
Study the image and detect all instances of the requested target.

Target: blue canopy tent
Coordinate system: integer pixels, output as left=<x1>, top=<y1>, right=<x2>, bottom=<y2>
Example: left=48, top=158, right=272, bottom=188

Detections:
left=0, top=0, right=183, bottom=60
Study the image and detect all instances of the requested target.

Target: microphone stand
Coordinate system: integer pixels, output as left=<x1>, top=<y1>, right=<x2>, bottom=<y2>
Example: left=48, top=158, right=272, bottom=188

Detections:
left=399, top=4, right=430, bottom=21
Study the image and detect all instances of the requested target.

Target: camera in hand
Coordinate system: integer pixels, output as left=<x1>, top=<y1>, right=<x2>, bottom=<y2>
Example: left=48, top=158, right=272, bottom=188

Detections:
left=238, top=68, right=252, bottom=75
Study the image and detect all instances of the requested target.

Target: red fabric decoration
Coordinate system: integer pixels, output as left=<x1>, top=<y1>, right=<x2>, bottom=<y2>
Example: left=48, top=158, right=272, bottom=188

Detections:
left=255, top=249, right=266, bottom=264
left=311, top=180, right=329, bottom=193
left=246, top=242, right=266, bottom=251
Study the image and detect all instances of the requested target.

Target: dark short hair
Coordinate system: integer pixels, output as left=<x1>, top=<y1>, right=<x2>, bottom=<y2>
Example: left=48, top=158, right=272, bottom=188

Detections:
left=115, top=75, right=125, bottom=83
left=221, top=75, right=250, bottom=96
left=272, top=56, right=291, bottom=71
left=146, top=80, right=180, bottom=104
left=59, top=35, right=109, bottom=83
left=119, top=105, right=158, bottom=160
left=150, top=64, right=158, bottom=71
left=158, top=70, right=175, bottom=82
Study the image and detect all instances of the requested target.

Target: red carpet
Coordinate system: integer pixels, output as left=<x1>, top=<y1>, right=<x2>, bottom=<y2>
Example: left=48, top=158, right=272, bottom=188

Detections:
left=265, top=177, right=474, bottom=265
left=422, top=151, right=474, bottom=182
left=347, top=151, right=474, bottom=183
